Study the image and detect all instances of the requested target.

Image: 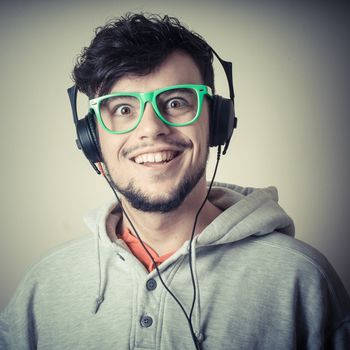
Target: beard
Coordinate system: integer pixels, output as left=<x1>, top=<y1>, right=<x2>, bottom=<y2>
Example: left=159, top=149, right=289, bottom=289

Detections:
left=106, top=150, right=209, bottom=213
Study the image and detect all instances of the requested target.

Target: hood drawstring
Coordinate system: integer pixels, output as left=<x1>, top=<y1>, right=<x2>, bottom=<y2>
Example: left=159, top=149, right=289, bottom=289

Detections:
left=93, top=229, right=106, bottom=314
left=190, top=237, right=204, bottom=345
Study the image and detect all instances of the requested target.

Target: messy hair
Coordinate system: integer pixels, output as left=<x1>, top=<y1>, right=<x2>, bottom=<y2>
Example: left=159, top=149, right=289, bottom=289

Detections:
left=72, top=13, right=214, bottom=98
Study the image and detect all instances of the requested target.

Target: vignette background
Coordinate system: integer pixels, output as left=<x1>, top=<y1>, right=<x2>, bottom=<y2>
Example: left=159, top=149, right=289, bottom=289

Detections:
left=1, top=0, right=349, bottom=309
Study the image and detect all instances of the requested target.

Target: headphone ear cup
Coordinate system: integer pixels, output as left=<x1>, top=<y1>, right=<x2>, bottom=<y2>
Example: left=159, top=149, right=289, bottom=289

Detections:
left=76, top=110, right=102, bottom=163
left=210, top=95, right=236, bottom=147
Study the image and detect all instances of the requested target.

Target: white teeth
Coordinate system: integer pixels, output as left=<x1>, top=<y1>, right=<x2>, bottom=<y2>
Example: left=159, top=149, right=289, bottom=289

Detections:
left=134, top=151, right=177, bottom=164
left=155, top=153, right=162, bottom=162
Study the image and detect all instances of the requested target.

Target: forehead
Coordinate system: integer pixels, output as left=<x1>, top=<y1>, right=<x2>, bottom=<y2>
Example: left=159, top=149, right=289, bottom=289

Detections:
left=110, top=50, right=203, bottom=93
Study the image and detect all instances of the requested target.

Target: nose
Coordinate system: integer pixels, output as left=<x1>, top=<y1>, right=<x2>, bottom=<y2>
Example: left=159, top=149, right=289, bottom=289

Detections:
left=135, top=102, right=171, bottom=139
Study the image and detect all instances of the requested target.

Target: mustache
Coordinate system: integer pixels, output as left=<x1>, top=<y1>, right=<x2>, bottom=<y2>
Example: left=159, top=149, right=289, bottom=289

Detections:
left=122, top=139, right=192, bottom=158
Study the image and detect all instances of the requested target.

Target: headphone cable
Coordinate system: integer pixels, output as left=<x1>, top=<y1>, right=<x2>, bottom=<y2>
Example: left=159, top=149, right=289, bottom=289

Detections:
left=103, top=145, right=221, bottom=350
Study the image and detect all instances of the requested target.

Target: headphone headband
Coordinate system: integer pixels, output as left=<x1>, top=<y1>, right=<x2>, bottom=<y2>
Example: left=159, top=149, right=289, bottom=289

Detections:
left=210, top=47, right=235, bottom=100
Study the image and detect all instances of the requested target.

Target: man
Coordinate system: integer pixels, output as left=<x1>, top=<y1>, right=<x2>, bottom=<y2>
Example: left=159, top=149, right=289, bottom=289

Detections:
left=1, top=13, right=349, bottom=350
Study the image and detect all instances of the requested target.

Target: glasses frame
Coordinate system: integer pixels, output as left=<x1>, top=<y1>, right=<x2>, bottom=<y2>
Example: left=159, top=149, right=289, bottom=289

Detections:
left=89, top=84, right=212, bottom=134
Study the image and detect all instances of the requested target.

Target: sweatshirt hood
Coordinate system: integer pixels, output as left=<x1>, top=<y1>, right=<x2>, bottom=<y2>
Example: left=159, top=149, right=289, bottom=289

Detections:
left=84, top=182, right=294, bottom=249
left=196, top=182, right=295, bottom=247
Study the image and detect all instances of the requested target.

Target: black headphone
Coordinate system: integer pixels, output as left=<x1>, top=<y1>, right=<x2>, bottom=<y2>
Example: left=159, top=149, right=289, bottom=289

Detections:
left=67, top=48, right=237, bottom=175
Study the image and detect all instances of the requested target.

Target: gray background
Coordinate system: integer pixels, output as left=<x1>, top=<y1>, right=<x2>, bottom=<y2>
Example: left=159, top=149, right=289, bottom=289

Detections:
left=1, top=0, right=349, bottom=310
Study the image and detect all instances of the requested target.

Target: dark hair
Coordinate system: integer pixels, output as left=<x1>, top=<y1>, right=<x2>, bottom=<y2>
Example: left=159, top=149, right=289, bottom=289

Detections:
left=72, top=13, right=214, bottom=98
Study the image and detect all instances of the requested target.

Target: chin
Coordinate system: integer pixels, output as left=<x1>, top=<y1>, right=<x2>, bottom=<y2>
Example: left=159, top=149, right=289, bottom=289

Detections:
left=114, top=168, right=206, bottom=213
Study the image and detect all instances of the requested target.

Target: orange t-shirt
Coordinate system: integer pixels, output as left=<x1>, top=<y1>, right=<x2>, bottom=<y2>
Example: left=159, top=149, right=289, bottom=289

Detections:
left=120, top=229, right=174, bottom=272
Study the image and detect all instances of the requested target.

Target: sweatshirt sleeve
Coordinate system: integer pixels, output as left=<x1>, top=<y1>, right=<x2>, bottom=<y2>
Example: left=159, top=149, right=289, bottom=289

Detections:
left=0, top=310, right=9, bottom=350
left=320, top=258, right=350, bottom=349
left=327, top=323, right=350, bottom=350
left=0, top=278, right=38, bottom=350
left=324, top=279, right=350, bottom=349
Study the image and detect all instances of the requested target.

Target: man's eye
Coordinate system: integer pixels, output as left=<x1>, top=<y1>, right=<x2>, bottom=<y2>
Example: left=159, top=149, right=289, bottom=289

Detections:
left=113, top=105, right=132, bottom=116
left=166, top=98, right=187, bottom=109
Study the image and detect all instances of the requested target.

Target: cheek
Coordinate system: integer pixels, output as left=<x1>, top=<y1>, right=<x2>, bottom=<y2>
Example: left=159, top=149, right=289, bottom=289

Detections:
left=184, top=111, right=210, bottom=159
left=97, top=125, right=125, bottom=161
left=96, top=126, right=110, bottom=154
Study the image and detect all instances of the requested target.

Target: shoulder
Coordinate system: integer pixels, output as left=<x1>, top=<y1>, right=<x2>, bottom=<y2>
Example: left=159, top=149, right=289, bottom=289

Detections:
left=251, top=233, right=350, bottom=337
left=7, top=235, right=97, bottom=302
left=0, top=235, right=103, bottom=348
left=247, top=233, right=350, bottom=306
left=249, top=232, right=333, bottom=275
left=28, top=235, right=96, bottom=275
left=250, top=232, right=328, bottom=266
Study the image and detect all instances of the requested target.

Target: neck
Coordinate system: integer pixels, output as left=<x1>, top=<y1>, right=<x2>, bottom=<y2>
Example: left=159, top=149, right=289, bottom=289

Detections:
left=117, top=177, right=221, bottom=255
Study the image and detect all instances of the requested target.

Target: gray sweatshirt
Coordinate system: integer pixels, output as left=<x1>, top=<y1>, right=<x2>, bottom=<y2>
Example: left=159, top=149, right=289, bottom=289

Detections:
left=1, top=183, right=349, bottom=349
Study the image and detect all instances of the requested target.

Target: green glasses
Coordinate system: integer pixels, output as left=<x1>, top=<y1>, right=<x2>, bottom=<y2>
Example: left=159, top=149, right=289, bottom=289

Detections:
left=89, top=84, right=212, bottom=134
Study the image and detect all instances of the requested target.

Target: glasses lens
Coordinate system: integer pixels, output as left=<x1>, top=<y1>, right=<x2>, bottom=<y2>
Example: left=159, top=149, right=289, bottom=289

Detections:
left=156, top=88, right=198, bottom=124
left=99, top=95, right=140, bottom=132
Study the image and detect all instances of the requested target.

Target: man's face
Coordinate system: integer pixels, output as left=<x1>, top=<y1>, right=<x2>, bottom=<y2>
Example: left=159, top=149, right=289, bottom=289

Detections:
left=97, top=50, right=210, bottom=212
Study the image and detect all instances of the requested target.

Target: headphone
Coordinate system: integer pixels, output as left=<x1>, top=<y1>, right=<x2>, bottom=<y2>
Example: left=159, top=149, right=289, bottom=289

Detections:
left=67, top=48, right=237, bottom=174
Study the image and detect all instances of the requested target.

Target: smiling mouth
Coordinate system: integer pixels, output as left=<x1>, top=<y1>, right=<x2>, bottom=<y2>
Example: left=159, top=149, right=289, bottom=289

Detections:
left=132, top=151, right=181, bottom=165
